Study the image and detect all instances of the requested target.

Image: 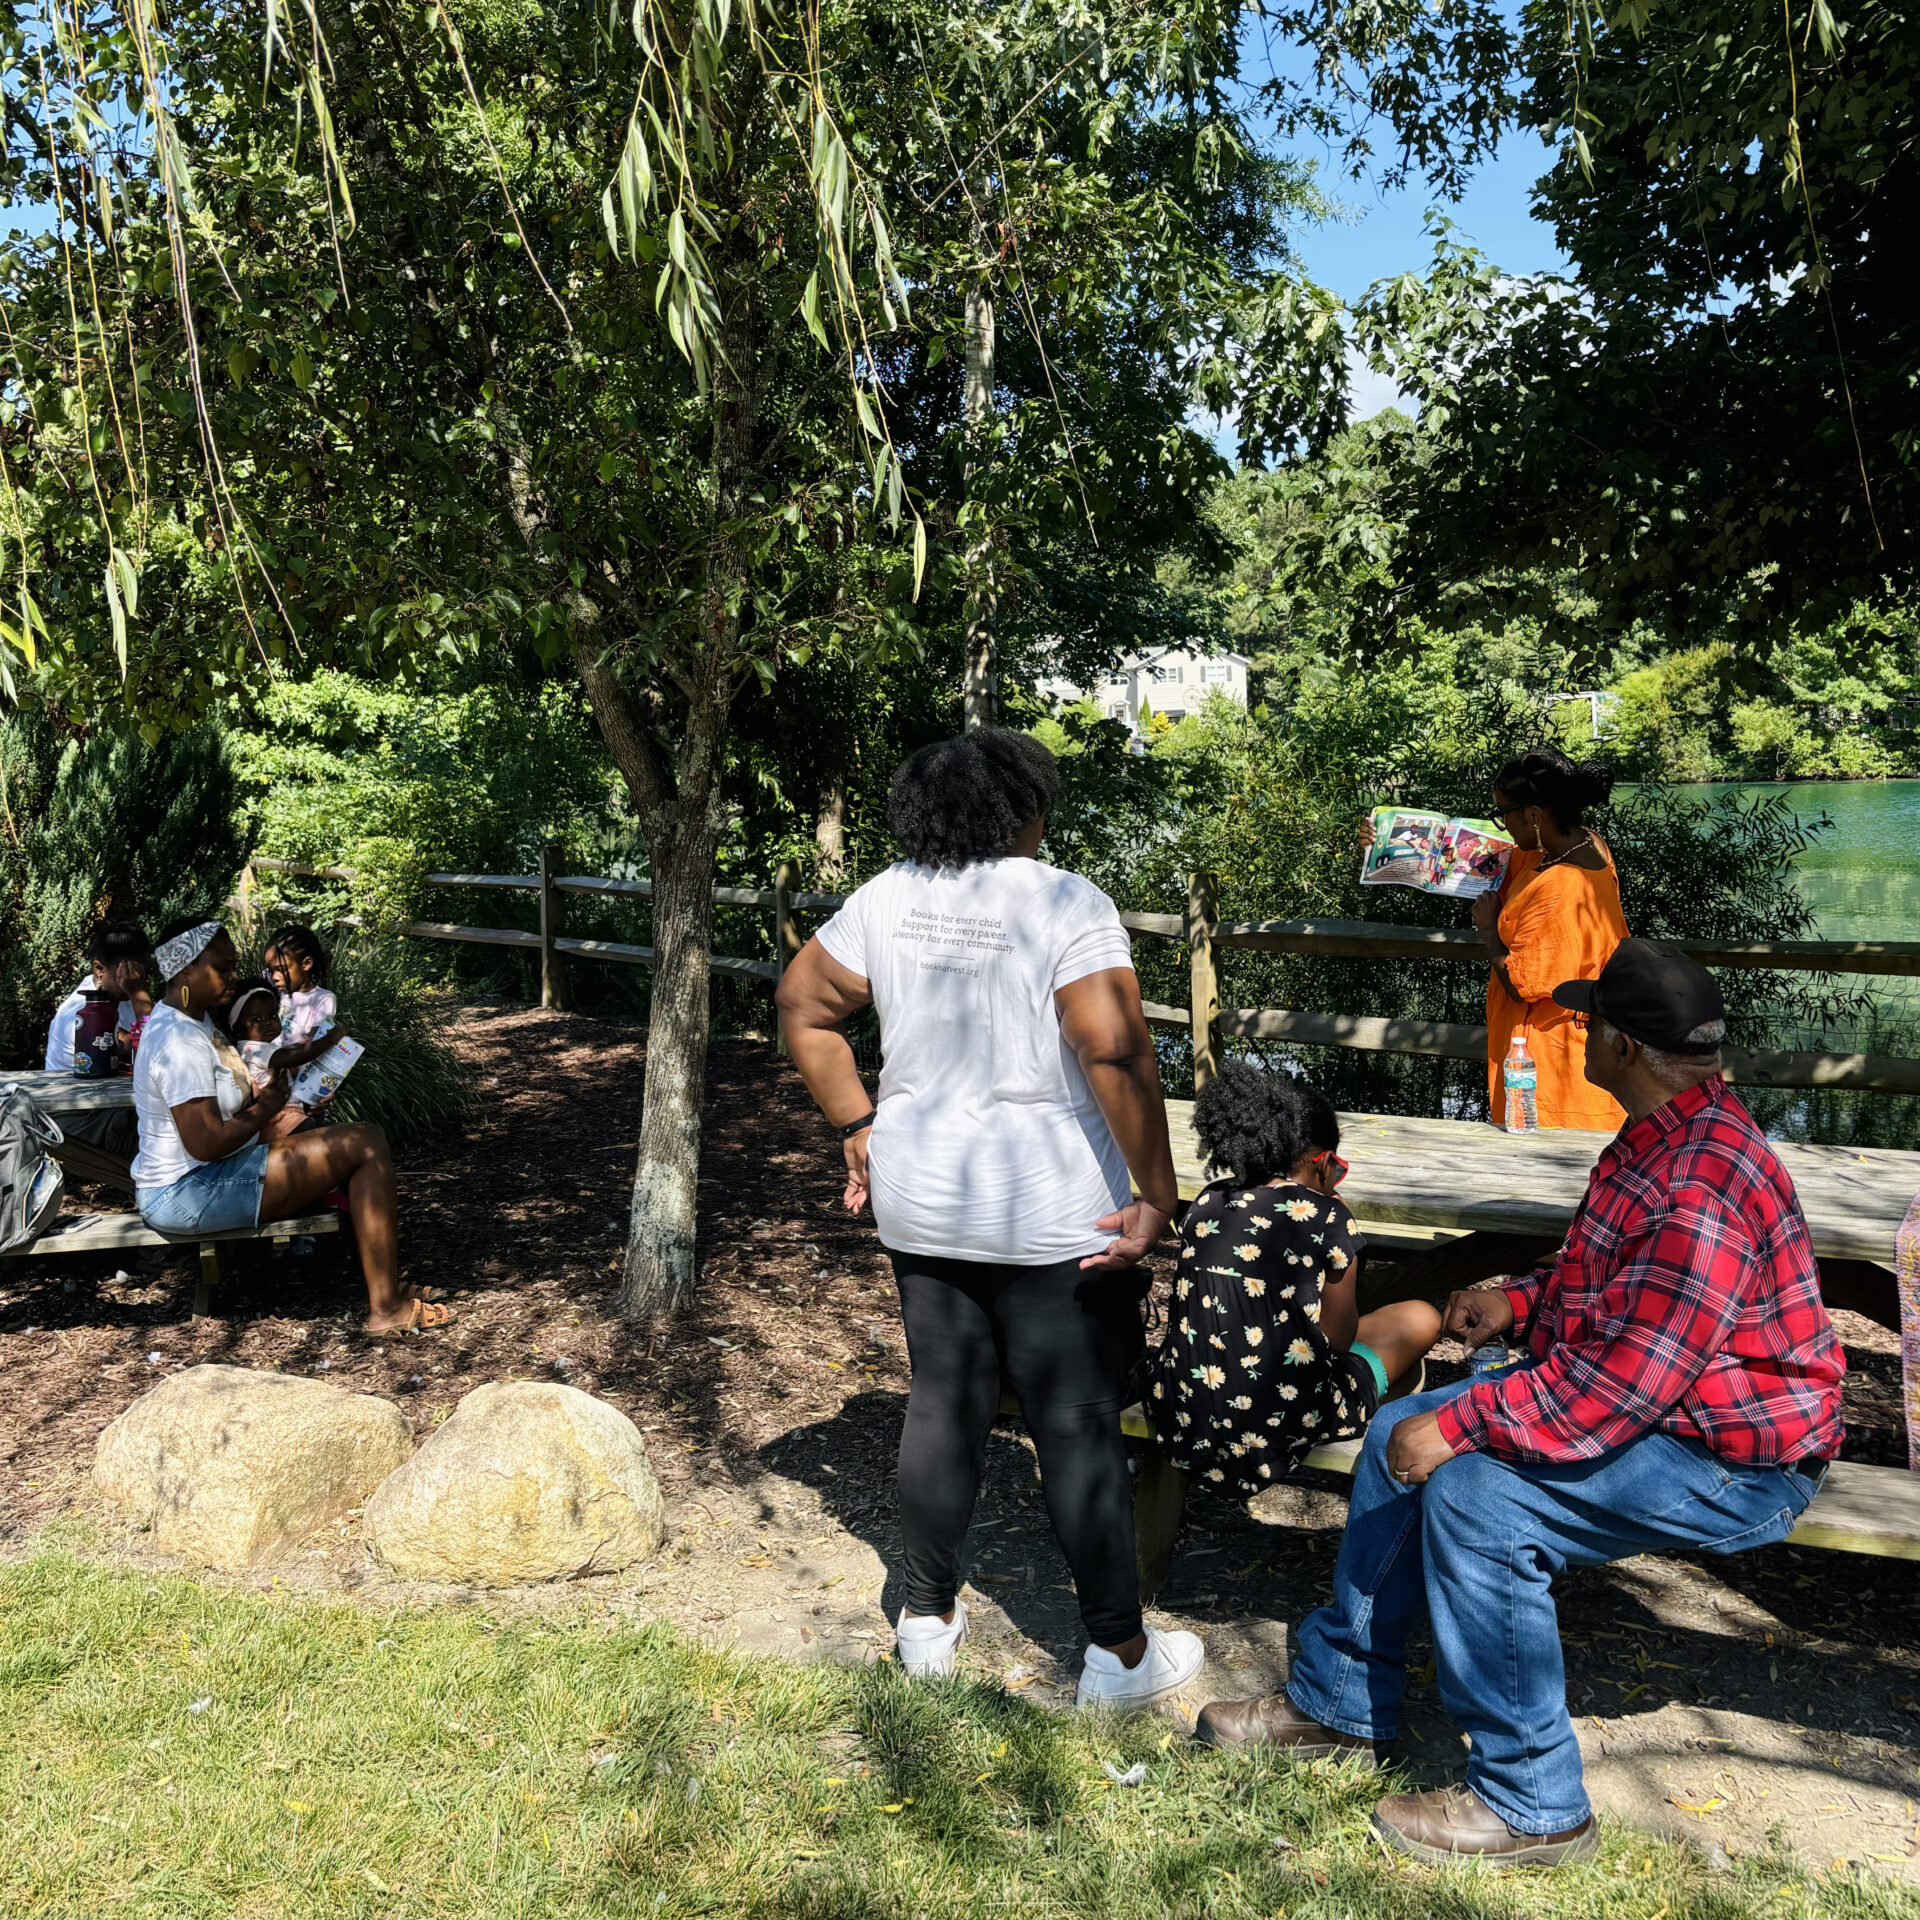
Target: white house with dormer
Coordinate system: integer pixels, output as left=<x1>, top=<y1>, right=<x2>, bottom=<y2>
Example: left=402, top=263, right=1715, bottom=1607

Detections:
left=1035, top=645, right=1253, bottom=738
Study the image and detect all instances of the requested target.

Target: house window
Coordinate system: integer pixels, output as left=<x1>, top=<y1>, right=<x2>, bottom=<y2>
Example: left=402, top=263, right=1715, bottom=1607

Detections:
left=1203, top=661, right=1231, bottom=685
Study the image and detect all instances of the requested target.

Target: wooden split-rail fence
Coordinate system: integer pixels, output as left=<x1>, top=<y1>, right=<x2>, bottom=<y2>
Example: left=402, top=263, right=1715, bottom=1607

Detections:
left=238, top=855, right=1920, bottom=1097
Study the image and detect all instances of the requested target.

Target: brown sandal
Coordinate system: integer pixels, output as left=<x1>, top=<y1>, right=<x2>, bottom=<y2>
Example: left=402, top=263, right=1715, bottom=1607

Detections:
left=366, top=1297, right=456, bottom=1337
left=399, top=1282, right=450, bottom=1305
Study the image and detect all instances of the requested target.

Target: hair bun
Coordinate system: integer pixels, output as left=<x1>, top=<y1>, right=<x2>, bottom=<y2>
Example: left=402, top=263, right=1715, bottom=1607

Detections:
left=1568, top=758, right=1616, bottom=809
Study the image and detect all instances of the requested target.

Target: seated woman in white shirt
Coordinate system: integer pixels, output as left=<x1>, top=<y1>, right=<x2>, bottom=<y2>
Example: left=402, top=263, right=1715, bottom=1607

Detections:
left=44, top=920, right=147, bottom=1165
left=776, top=728, right=1202, bottom=1710
left=133, top=919, right=451, bottom=1335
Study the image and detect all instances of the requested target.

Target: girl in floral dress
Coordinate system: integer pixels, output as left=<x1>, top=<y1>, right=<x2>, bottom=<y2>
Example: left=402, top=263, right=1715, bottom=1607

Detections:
left=1146, top=1064, right=1441, bottom=1494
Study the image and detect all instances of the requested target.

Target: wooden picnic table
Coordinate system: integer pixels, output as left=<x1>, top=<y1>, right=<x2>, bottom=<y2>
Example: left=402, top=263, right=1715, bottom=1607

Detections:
left=1166, top=1102, right=1919, bottom=1269
left=6, top=1067, right=134, bottom=1116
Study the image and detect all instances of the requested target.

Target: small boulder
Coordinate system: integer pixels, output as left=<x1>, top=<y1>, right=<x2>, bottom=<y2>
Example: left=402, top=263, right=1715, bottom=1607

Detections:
left=95, top=1364, right=412, bottom=1571
left=364, top=1381, right=666, bottom=1586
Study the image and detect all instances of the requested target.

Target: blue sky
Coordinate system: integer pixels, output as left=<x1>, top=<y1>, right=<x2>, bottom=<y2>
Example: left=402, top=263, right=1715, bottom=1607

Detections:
left=1293, top=127, right=1571, bottom=415
left=1241, top=8, right=1572, bottom=418
left=1281, top=129, right=1570, bottom=306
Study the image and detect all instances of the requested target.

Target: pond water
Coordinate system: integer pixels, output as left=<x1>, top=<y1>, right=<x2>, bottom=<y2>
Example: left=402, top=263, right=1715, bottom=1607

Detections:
left=1694, top=780, right=1920, bottom=945
left=1686, top=783, right=1920, bottom=1141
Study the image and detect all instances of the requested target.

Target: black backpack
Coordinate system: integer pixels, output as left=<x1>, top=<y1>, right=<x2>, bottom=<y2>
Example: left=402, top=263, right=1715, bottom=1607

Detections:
left=0, top=1085, right=65, bottom=1253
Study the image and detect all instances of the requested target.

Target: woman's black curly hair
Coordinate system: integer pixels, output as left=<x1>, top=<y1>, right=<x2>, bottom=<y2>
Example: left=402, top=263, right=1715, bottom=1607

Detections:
left=888, top=728, right=1061, bottom=867
left=1192, top=1059, right=1339, bottom=1187
left=1494, top=746, right=1617, bottom=832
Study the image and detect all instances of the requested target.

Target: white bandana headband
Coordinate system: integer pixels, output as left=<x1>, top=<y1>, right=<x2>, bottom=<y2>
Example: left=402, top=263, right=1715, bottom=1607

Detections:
left=155, top=921, right=222, bottom=983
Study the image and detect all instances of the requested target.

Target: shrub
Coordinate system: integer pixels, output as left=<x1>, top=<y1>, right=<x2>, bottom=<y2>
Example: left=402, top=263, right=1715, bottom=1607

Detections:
left=230, top=669, right=628, bottom=933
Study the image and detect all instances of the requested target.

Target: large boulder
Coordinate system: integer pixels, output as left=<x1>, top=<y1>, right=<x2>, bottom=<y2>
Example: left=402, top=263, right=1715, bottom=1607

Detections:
left=364, top=1381, right=666, bottom=1586
left=95, top=1364, right=413, bottom=1570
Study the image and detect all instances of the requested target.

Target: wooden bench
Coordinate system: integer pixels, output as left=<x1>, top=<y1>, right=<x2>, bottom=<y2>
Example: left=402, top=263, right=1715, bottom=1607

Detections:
left=2, top=1210, right=343, bottom=1315
left=996, top=1396, right=1920, bottom=1604
left=5, top=1073, right=348, bottom=1314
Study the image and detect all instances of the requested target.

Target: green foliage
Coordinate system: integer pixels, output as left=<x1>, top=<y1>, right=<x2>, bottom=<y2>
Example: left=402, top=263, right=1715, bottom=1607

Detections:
left=230, top=668, right=630, bottom=929
left=0, top=0, right=1375, bottom=738
left=1350, top=0, right=1918, bottom=647
left=0, top=1549, right=1858, bottom=1919
left=1604, top=645, right=1734, bottom=783
left=1554, top=617, right=1920, bottom=783
left=1029, top=623, right=1886, bottom=1129
left=0, top=709, right=242, bottom=1067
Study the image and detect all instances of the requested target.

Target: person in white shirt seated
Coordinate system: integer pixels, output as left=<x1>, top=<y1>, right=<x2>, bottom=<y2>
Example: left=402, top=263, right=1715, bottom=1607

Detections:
left=45, top=921, right=145, bottom=1071
left=776, top=728, right=1203, bottom=1709
left=43, top=921, right=148, bottom=1163
left=133, top=918, right=451, bottom=1336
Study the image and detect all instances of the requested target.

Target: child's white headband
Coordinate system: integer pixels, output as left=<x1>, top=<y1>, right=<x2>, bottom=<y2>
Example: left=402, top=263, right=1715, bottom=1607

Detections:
left=226, top=985, right=275, bottom=1032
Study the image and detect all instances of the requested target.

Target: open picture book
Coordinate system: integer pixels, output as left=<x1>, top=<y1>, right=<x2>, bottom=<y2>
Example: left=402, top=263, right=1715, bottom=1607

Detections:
left=290, top=1035, right=364, bottom=1108
left=1360, top=807, right=1516, bottom=900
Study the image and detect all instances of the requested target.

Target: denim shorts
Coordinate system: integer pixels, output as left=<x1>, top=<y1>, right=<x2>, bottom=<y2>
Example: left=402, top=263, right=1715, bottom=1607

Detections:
left=137, top=1144, right=270, bottom=1235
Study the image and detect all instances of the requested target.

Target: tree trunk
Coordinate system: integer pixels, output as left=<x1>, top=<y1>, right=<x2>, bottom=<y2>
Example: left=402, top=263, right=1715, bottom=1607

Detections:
left=620, top=728, right=726, bottom=1320
left=814, top=772, right=848, bottom=887
left=962, top=277, right=997, bottom=731
left=602, top=269, right=760, bottom=1321
left=571, top=639, right=735, bottom=1322
left=495, top=356, right=746, bottom=1325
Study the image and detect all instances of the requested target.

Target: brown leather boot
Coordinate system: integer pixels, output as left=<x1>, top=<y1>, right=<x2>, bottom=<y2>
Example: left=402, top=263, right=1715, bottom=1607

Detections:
left=1193, top=1693, right=1380, bottom=1763
left=1370, top=1784, right=1599, bottom=1866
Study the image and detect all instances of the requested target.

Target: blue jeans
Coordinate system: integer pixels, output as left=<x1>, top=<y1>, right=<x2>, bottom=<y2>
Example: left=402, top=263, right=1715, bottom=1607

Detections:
left=1284, top=1353, right=1823, bottom=1834
left=137, top=1144, right=269, bottom=1234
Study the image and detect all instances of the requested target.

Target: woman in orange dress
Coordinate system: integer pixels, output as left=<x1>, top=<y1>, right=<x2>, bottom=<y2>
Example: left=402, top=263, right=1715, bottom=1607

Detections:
left=1472, top=749, right=1629, bottom=1132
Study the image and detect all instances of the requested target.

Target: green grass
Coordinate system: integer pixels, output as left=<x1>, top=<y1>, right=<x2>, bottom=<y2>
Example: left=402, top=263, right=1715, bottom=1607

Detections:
left=1, top=1553, right=1913, bottom=1919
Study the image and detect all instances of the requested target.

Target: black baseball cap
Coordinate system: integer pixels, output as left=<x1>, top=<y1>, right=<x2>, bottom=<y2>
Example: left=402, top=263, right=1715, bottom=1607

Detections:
left=1552, top=938, right=1725, bottom=1053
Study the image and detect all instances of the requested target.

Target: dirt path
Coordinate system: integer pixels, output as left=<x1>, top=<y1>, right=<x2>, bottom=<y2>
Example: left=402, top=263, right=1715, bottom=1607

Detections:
left=4, top=1003, right=1917, bottom=1880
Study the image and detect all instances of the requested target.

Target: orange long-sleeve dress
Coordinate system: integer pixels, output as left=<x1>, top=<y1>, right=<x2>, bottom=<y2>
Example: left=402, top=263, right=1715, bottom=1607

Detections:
left=1486, top=842, right=1630, bottom=1132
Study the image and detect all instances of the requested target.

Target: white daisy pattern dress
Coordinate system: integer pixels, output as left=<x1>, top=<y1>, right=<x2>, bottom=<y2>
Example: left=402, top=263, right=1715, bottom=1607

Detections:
left=1144, top=1178, right=1371, bottom=1493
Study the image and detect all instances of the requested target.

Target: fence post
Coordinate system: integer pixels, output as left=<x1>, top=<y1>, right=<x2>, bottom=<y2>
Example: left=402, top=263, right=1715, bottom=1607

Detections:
left=773, top=859, right=803, bottom=1053
left=1188, top=869, right=1221, bottom=1094
left=539, top=842, right=570, bottom=1012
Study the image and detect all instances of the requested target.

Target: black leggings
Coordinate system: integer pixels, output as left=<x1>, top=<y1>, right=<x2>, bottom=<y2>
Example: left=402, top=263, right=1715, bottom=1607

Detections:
left=890, top=1250, right=1144, bottom=1647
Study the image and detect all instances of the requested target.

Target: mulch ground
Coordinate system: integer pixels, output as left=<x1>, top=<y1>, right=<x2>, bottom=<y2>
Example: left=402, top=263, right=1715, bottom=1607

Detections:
left=3, top=999, right=1919, bottom=1870
left=0, top=1002, right=920, bottom=1532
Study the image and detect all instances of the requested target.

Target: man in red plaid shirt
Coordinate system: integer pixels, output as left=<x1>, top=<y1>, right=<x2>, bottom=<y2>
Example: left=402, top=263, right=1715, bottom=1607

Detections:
left=1195, top=939, right=1846, bottom=1866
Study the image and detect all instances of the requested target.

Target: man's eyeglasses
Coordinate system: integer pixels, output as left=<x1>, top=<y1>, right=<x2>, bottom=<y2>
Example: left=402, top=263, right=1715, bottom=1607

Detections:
left=1314, top=1151, right=1350, bottom=1189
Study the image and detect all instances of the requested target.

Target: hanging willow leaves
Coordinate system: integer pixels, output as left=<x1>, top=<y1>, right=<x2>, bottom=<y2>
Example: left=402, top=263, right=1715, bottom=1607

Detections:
left=103, top=562, right=127, bottom=674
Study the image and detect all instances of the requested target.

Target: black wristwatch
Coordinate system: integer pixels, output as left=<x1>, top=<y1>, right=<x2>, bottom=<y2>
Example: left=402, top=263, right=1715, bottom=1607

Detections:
left=840, top=1110, right=877, bottom=1137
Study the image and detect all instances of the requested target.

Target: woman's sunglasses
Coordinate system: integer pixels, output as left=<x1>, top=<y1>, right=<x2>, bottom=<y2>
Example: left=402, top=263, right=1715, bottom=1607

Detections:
left=1314, top=1151, right=1350, bottom=1189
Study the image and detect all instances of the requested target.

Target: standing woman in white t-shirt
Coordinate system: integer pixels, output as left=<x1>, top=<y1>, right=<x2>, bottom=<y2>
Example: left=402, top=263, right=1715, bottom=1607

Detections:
left=133, top=919, right=452, bottom=1335
left=776, top=729, right=1202, bottom=1708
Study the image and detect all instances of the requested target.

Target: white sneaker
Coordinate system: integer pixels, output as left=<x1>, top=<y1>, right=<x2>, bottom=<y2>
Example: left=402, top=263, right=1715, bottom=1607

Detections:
left=895, top=1601, right=968, bottom=1679
left=1076, top=1627, right=1205, bottom=1710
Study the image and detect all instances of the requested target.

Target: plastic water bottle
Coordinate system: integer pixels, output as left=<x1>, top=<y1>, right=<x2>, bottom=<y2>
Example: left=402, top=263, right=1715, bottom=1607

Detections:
left=1502, top=1031, right=1538, bottom=1133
